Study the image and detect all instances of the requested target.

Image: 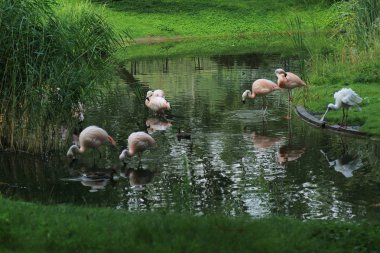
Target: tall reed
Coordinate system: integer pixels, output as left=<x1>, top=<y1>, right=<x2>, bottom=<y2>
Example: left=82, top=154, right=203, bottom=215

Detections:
left=0, top=0, right=119, bottom=153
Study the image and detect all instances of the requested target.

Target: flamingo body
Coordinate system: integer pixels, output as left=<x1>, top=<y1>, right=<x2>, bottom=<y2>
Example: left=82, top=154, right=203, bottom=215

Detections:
left=119, top=132, right=156, bottom=162
left=320, top=88, right=362, bottom=124
left=147, top=89, right=165, bottom=98
left=275, top=68, right=306, bottom=90
left=275, top=68, right=306, bottom=103
left=241, top=79, right=280, bottom=102
left=145, top=96, right=171, bottom=114
left=67, top=125, right=116, bottom=159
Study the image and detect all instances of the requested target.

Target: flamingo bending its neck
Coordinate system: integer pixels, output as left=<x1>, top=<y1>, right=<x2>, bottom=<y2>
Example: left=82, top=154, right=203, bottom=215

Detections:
left=119, top=131, right=156, bottom=164
left=67, top=125, right=116, bottom=160
left=241, top=78, right=281, bottom=113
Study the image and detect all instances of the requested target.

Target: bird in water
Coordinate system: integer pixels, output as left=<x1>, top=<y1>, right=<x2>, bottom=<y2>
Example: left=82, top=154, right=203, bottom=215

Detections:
left=146, top=89, right=165, bottom=98
left=320, top=88, right=362, bottom=126
left=145, top=96, right=171, bottom=116
left=176, top=128, right=191, bottom=141
left=67, top=125, right=116, bottom=160
left=241, top=79, right=281, bottom=113
left=275, top=68, right=307, bottom=102
left=119, top=131, right=156, bottom=164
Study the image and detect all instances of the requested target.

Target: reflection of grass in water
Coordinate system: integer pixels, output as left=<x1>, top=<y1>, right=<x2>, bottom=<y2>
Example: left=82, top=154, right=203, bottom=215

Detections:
left=0, top=0, right=119, bottom=153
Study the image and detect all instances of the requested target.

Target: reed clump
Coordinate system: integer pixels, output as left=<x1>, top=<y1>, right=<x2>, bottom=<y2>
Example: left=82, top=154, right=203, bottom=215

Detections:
left=0, top=0, right=119, bottom=153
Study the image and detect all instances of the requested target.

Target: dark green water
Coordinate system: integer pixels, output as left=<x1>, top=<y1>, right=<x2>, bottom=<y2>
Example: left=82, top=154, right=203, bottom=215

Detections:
left=1, top=54, right=380, bottom=220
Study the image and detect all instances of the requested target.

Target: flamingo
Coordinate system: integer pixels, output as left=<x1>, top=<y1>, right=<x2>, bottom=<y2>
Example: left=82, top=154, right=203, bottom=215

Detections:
left=66, top=125, right=116, bottom=160
left=320, top=88, right=362, bottom=126
left=145, top=96, right=171, bottom=115
left=119, top=131, right=156, bottom=164
left=241, top=79, right=281, bottom=113
left=146, top=89, right=165, bottom=98
left=275, top=68, right=307, bottom=101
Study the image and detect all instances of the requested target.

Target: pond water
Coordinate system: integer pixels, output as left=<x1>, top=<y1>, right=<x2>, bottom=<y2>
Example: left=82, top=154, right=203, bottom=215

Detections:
left=1, top=53, right=380, bottom=220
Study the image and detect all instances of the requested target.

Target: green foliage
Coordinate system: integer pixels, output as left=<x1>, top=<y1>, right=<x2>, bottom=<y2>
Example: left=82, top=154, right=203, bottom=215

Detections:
left=0, top=0, right=118, bottom=152
left=1, top=197, right=380, bottom=253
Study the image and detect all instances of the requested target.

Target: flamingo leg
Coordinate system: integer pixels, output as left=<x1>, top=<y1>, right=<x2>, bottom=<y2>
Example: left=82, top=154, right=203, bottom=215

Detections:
left=262, top=97, right=267, bottom=116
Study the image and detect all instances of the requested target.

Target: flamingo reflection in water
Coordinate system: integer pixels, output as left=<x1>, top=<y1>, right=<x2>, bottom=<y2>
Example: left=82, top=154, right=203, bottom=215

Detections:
left=146, top=117, right=172, bottom=134
left=251, top=131, right=283, bottom=150
left=277, top=144, right=306, bottom=166
left=120, top=167, right=155, bottom=190
left=320, top=150, right=363, bottom=178
left=78, top=169, right=117, bottom=192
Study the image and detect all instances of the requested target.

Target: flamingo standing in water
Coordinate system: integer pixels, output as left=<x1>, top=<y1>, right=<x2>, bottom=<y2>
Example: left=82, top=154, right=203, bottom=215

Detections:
left=275, top=68, right=307, bottom=102
left=241, top=79, right=281, bottom=113
left=145, top=96, right=171, bottom=116
left=67, top=125, right=116, bottom=160
left=320, top=88, right=362, bottom=126
left=119, top=131, right=156, bottom=164
left=146, top=89, right=165, bottom=98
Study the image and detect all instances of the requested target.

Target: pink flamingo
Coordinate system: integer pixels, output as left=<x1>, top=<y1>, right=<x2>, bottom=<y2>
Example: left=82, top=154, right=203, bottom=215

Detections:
left=275, top=68, right=307, bottom=101
left=119, top=131, right=156, bottom=164
left=146, top=89, right=165, bottom=98
left=67, top=125, right=116, bottom=160
left=145, top=96, right=171, bottom=115
left=241, top=79, right=281, bottom=113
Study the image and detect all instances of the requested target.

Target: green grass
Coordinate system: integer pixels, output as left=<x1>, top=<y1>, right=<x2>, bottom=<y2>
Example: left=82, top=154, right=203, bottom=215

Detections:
left=0, top=197, right=380, bottom=253
left=86, top=0, right=338, bottom=60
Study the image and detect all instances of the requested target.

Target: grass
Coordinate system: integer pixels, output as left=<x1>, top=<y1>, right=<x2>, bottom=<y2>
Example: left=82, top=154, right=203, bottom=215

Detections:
left=0, top=0, right=119, bottom=153
left=0, top=197, right=380, bottom=253
left=87, top=0, right=337, bottom=60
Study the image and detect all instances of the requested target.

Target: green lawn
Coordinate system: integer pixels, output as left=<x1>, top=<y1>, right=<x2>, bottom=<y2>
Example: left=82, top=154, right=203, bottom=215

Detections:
left=1, top=197, right=380, bottom=253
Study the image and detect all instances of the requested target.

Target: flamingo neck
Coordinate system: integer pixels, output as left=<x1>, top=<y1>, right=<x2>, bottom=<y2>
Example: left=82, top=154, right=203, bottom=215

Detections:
left=243, top=90, right=256, bottom=100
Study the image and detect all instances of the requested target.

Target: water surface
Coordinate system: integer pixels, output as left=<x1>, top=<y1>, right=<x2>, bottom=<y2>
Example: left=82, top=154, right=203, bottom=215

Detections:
left=1, top=53, right=380, bottom=220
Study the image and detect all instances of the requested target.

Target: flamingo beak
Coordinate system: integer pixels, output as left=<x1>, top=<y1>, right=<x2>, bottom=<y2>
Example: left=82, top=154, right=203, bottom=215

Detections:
left=145, top=97, right=150, bottom=101
left=320, top=107, right=330, bottom=122
left=242, top=100, right=246, bottom=104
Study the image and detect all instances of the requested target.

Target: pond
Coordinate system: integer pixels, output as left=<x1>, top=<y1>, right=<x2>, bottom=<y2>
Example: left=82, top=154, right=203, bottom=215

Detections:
left=1, top=53, right=380, bottom=221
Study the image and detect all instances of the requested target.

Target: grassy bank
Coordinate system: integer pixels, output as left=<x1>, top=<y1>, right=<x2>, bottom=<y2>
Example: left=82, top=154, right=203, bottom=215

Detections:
left=88, top=0, right=337, bottom=60
left=0, top=197, right=379, bottom=253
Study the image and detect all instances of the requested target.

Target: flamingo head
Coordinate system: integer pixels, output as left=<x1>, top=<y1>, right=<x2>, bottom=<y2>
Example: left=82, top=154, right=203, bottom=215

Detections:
left=67, top=144, right=80, bottom=159
left=119, top=149, right=132, bottom=162
left=242, top=90, right=254, bottom=103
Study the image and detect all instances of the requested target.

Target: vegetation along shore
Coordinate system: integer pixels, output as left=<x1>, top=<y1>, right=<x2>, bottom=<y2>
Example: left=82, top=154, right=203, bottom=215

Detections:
left=0, top=0, right=379, bottom=252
